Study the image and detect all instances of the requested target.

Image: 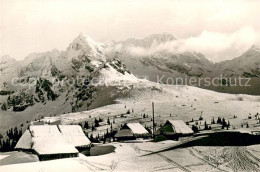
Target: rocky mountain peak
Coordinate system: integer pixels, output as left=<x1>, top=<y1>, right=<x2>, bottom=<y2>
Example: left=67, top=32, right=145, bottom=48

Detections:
left=68, top=33, right=105, bottom=58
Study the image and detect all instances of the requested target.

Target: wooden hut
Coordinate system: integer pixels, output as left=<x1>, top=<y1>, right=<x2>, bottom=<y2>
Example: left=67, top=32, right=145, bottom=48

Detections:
left=155, top=120, right=194, bottom=140
left=114, top=123, right=150, bottom=141
left=30, top=125, right=78, bottom=161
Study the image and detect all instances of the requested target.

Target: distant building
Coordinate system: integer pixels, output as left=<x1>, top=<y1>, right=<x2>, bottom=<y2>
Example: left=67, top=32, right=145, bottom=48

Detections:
left=15, top=125, right=91, bottom=161
left=155, top=120, right=194, bottom=140
left=114, top=123, right=151, bottom=141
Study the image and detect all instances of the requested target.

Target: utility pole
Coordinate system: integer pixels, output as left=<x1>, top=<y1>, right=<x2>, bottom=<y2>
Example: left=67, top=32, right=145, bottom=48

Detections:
left=152, top=102, right=155, bottom=138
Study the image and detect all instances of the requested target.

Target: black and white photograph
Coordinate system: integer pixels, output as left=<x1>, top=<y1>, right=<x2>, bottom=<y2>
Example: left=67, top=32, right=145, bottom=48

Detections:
left=0, top=0, right=260, bottom=171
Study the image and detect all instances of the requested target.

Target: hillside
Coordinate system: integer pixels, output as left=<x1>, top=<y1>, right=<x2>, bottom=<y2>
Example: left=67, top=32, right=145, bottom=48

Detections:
left=41, top=77, right=260, bottom=139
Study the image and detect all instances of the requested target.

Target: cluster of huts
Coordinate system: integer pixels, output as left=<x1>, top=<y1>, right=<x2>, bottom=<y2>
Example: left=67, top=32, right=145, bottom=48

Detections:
left=16, top=120, right=193, bottom=161
left=114, top=120, right=193, bottom=141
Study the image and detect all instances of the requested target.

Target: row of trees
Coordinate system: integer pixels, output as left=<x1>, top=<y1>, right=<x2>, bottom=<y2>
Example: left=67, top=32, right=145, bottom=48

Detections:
left=87, top=124, right=116, bottom=143
left=79, top=117, right=116, bottom=130
left=0, top=126, right=23, bottom=152
left=188, top=116, right=232, bottom=133
left=0, top=138, right=16, bottom=152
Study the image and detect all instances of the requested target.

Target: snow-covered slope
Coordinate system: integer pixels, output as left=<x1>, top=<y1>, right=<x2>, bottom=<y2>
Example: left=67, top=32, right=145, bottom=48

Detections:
left=43, top=77, right=260, bottom=135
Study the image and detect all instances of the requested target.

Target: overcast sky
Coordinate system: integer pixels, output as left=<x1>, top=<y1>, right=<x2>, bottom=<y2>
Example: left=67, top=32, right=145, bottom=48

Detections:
left=0, top=0, right=259, bottom=61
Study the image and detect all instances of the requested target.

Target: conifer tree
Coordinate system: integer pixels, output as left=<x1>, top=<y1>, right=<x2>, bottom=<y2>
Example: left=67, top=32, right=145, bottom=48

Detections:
left=107, top=118, right=110, bottom=125
left=204, top=121, right=208, bottom=130
left=94, top=118, right=99, bottom=127
left=84, top=121, right=89, bottom=129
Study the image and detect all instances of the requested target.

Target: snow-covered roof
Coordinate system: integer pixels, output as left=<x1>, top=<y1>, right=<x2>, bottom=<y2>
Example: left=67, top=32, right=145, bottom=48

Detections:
left=167, top=120, right=194, bottom=134
left=30, top=125, right=61, bottom=137
left=58, top=125, right=91, bottom=147
left=30, top=125, right=78, bottom=155
left=126, top=123, right=149, bottom=135
left=15, top=125, right=91, bottom=155
left=15, top=130, right=32, bottom=150
left=32, top=137, right=78, bottom=155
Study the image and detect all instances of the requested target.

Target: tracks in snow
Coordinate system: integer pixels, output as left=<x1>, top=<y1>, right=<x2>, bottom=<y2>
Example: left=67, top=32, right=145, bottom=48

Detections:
left=222, top=147, right=259, bottom=171
left=188, top=147, right=228, bottom=172
left=188, top=146, right=260, bottom=172
left=157, top=153, right=191, bottom=172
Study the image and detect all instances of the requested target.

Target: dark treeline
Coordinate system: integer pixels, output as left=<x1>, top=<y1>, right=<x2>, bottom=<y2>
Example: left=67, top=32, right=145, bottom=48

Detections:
left=0, top=126, right=23, bottom=152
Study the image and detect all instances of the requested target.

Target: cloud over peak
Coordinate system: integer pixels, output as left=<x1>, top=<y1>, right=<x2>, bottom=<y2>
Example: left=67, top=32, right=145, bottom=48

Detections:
left=113, top=26, right=259, bottom=62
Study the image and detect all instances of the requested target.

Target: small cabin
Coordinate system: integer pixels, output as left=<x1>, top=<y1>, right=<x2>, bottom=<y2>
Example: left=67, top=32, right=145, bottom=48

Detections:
left=155, top=120, right=194, bottom=140
left=114, top=123, right=151, bottom=141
